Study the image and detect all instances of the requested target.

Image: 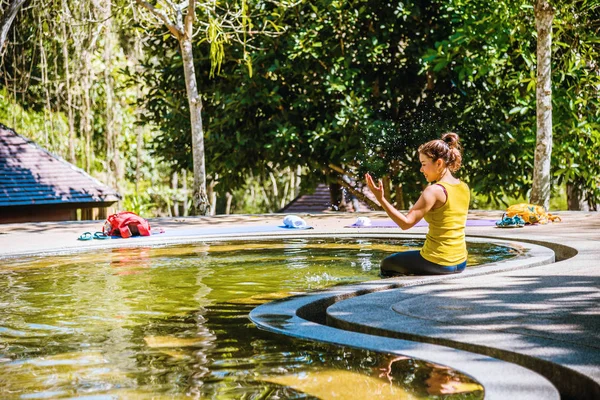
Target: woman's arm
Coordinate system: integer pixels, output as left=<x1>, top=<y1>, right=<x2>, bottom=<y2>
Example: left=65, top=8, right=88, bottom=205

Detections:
left=365, top=173, right=441, bottom=230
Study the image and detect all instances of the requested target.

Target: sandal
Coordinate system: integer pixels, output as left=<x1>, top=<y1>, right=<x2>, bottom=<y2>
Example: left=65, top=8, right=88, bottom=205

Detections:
left=78, top=232, right=93, bottom=241
left=512, top=215, right=526, bottom=227
left=495, top=214, right=524, bottom=228
left=93, top=232, right=110, bottom=240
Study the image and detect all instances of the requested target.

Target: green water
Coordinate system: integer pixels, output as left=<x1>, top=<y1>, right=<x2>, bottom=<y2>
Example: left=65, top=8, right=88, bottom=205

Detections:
left=0, top=238, right=516, bottom=399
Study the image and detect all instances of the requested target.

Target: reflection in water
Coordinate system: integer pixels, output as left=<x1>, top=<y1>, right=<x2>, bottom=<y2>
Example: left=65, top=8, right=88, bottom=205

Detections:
left=425, top=365, right=484, bottom=395
left=254, top=313, right=294, bottom=329
left=379, top=355, right=484, bottom=396
left=0, top=239, right=503, bottom=399
left=109, top=247, right=152, bottom=275
left=263, top=369, right=416, bottom=399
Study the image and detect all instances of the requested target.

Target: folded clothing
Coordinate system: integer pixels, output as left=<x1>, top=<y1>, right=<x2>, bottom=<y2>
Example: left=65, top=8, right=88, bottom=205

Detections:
left=353, top=216, right=372, bottom=227
left=282, top=215, right=313, bottom=229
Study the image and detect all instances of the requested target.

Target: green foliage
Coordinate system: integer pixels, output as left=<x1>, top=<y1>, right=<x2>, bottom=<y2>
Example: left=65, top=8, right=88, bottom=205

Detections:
left=122, top=194, right=156, bottom=218
left=2, top=0, right=599, bottom=215
left=141, top=1, right=462, bottom=207
left=418, top=0, right=537, bottom=203
left=471, top=184, right=567, bottom=210
left=419, top=0, right=599, bottom=208
left=134, top=0, right=599, bottom=210
left=0, top=0, right=181, bottom=216
left=0, top=89, right=71, bottom=157
left=551, top=0, right=600, bottom=208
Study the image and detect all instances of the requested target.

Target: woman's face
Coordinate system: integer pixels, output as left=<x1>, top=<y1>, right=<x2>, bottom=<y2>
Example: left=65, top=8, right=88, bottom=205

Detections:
left=419, top=153, right=443, bottom=183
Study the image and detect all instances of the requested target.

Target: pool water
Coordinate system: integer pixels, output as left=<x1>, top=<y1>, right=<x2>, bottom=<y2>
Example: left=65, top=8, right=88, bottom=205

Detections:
left=0, top=238, right=516, bottom=399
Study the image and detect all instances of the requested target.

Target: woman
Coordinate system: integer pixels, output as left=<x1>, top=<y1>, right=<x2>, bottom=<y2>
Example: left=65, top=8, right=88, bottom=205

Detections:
left=365, top=132, right=470, bottom=276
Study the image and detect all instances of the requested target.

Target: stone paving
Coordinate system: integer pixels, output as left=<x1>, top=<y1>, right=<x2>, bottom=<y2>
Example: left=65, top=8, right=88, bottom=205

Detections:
left=1, top=210, right=599, bottom=399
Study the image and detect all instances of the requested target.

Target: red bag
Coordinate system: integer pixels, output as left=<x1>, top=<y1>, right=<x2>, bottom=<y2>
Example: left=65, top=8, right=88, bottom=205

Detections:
left=103, top=211, right=151, bottom=238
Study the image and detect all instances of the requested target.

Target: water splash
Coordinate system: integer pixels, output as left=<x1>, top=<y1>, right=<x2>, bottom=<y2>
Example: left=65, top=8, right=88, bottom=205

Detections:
left=304, top=272, right=339, bottom=284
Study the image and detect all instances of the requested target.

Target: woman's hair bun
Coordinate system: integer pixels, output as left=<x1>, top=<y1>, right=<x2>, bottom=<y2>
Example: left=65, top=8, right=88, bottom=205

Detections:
left=441, top=132, right=460, bottom=149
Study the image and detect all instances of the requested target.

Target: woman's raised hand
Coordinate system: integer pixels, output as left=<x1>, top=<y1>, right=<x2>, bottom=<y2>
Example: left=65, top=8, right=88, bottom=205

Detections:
left=365, top=173, right=385, bottom=201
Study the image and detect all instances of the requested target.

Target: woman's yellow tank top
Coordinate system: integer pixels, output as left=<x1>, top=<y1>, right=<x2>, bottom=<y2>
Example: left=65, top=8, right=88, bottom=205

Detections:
left=420, top=181, right=470, bottom=266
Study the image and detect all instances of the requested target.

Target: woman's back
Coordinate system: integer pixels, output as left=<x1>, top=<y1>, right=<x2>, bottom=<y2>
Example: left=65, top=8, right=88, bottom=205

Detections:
left=421, top=181, right=470, bottom=266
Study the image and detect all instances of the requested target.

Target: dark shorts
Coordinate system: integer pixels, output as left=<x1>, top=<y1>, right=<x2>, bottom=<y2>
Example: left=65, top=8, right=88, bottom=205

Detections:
left=380, top=250, right=466, bottom=277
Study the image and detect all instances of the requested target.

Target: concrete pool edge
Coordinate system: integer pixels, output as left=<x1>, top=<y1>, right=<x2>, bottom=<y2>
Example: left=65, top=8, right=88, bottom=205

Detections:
left=0, top=229, right=554, bottom=260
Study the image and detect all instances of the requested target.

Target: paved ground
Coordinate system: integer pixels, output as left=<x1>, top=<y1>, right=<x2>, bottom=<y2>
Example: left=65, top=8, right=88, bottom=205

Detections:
left=1, top=210, right=599, bottom=399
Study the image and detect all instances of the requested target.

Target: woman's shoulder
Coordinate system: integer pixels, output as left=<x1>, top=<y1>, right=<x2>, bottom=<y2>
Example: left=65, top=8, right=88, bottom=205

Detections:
left=424, top=183, right=447, bottom=200
left=439, top=179, right=469, bottom=188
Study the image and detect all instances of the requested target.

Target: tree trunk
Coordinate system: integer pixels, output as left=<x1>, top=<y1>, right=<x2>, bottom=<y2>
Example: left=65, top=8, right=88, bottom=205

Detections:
left=209, top=185, right=217, bottom=215
left=395, top=184, right=405, bottom=210
left=281, top=175, right=290, bottom=210
left=172, top=171, right=179, bottom=217
left=329, top=183, right=343, bottom=211
left=0, top=0, right=26, bottom=56
left=567, top=182, right=590, bottom=211
left=530, top=0, right=555, bottom=209
left=180, top=36, right=209, bottom=215
left=38, top=10, right=51, bottom=146
left=81, top=50, right=93, bottom=172
left=260, top=185, right=273, bottom=212
left=135, top=38, right=144, bottom=195
left=135, top=125, right=143, bottom=194
left=104, top=2, right=117, bottom=190
left=382, top=176, right=393, bottom=204
left=61, top=0, right=76, bottom=163
left=269, top=171, right=279, bottom=206
left=225, top=192, right=233, bottom=215
left=78, top=15, right=102, bottom=173
left=289, top=167, right=295, bottom=199
left=295, top=165, right=302, bottom=198
left=182, top=169, right=189, bottom=216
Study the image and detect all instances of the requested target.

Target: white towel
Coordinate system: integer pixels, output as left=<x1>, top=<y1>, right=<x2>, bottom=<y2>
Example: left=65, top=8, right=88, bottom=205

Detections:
left=353, top=216, right=372, bottom=227
left=283, top=215, right=309, bottom=229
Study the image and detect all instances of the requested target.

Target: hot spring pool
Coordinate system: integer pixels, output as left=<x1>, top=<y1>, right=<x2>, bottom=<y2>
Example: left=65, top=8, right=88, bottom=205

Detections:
left=0, top=238, right=518, bottom=399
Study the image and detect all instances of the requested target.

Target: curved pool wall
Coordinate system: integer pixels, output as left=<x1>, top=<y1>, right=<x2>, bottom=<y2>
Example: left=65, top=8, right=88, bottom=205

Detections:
left=320, top=237, right=600, bottom=400
left=250, top=235, right=560, bottom=400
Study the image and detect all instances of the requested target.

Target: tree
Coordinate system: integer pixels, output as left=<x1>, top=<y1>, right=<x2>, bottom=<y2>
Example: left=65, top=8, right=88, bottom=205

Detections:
left=135, top=0, right=211, bottom=214
left=0, top=0, right=26, bottom=56
left=551, top=0, right=600, bottom=211
left=3, top=0, right=597, bottom=216
left=530, top=0, right=555, bottom=209
left=135, top=0, right=294, bottom=214
left=216, top=0, right=455, bottom=209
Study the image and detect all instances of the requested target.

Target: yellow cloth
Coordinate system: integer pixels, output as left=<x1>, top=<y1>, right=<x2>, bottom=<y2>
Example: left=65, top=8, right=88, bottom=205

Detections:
left=420, top=181, right=470, bottom=266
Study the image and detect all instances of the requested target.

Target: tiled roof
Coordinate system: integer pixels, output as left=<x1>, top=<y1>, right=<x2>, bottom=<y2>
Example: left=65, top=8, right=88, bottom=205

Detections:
left=280, top=183, right=376, bottom=213
left=0, top=125, right=120, bottom=207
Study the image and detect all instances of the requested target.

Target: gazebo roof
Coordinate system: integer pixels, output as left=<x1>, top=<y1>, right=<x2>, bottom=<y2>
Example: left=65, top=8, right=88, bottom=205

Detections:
left=0, top=125, right=120, bottom=207
left=280, top=183, right=374, bottom=213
